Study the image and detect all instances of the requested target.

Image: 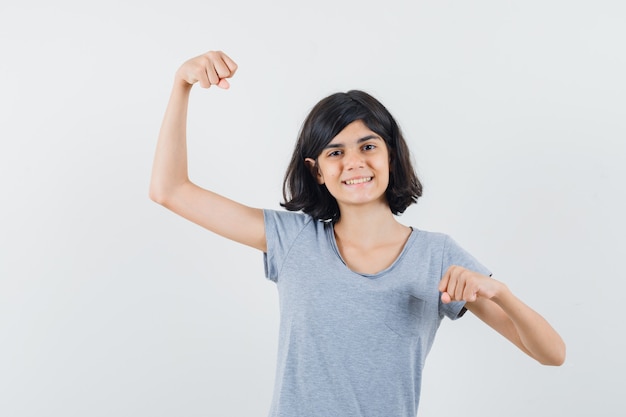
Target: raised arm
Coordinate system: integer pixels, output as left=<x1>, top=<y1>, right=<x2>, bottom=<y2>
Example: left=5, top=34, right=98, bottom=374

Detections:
left=439, top=266, right=566, bottom=366
left=149, top=51, right=266, bottom=252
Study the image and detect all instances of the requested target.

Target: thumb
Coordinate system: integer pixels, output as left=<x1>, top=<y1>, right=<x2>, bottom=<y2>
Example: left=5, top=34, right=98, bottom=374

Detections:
left=217, top=78, right=231, bottom=89
left=441, top=292, right=452, bottom=304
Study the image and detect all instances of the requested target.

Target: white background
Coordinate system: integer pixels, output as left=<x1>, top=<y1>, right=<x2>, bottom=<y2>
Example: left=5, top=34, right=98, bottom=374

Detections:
left=1, top=1, right=624, bottom=416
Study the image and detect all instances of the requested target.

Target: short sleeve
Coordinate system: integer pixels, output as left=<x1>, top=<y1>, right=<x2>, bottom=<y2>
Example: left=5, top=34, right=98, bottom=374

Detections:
left=263, top=209, right=313, bottom=282
left=439, top=235, right=492, bottom=320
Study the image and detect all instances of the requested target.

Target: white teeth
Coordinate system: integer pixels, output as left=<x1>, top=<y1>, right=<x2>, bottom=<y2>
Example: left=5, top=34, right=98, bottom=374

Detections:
left=344, top=177, right=372, bottom=185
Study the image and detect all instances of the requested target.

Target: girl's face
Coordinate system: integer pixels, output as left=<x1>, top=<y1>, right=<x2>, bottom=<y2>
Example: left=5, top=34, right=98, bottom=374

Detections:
left=306, top=120, right=390, bottom=211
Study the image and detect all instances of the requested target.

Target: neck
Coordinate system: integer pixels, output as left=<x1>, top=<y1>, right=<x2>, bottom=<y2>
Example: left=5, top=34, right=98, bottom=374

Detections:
left=334, top=201, right=408, bottom=246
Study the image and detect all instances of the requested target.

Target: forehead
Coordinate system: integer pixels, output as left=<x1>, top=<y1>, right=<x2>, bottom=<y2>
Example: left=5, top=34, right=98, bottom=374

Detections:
left=327, top=120, right=382, bottom=145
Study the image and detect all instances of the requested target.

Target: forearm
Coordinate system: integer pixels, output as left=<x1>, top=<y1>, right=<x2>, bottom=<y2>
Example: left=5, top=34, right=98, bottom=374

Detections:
left=492, top=286, right=566, bottom=366
left=149, top=79, right=193, bottom=204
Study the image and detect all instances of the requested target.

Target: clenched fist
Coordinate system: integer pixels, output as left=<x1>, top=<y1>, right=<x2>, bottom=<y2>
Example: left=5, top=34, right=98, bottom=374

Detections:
left=439, top=265, right=504, bottom=304
left=176, top=50, right=238, bottom=89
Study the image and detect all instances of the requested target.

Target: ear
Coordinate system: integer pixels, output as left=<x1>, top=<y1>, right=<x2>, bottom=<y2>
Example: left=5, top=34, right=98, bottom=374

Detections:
left=304, top=158, right=324, bottom=184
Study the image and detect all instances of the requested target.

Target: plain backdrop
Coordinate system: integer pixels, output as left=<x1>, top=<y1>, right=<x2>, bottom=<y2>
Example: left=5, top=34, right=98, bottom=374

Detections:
left=1, top=1, right=624, bottom=416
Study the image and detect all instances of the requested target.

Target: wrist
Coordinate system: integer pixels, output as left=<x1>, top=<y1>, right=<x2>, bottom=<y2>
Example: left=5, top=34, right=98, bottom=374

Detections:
left=490, top=280, right=511, bottom=304
left=173, top=75, right=193, bottom=90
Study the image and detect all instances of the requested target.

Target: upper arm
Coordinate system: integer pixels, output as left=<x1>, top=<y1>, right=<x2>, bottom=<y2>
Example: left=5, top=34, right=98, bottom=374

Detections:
left=154, top=180, right=266, bottom=252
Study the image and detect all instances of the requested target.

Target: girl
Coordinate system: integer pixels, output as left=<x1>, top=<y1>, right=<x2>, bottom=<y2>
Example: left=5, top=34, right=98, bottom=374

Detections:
left=150, top=50, right=565, bottom=417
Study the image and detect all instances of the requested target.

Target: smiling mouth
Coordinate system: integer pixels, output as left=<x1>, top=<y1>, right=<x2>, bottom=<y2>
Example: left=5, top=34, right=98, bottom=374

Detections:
left=343, top=177, right=373, bottom=185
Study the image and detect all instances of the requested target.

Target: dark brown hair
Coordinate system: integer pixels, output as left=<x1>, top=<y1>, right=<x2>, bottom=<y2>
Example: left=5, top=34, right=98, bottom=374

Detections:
left=281, top=90, right=422, bottom=222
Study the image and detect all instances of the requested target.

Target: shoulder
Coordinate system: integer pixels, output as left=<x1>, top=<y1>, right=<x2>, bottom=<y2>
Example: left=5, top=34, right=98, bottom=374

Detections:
left=263, top=210, right=324, bottom=281
left=408, top=229, right=479, bottom=268
left=412, top=229, right=491, bottom=277
left=411, top=228, right=474, bottom=258
left=263, top=209, right=323, bottom=247
left=410, top=228, right=451, bottom=248
left=263, top=209, right=315, bottom=231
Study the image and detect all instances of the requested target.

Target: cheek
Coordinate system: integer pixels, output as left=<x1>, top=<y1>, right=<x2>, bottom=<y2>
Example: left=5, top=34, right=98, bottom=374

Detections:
left=316, top=164, right=340, bottom=185
left=379, top=163, right=392, bottom=188
left=377, top=158, right=391, bottom=176
left=320, top=164, right=340, bottom=179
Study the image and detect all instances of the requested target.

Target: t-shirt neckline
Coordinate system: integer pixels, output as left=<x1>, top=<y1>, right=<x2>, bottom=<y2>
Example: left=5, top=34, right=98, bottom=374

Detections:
left=325, top=222, right=417, bottom=279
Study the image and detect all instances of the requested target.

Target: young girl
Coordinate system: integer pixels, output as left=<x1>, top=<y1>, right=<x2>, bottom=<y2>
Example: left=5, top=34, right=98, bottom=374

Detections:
left=150, top=50, right=565, bottom=417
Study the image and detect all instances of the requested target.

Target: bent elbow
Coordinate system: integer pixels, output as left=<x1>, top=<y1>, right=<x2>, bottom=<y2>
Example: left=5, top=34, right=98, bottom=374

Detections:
left=149, top=180, right=190, bottom=208
left=149, top=186, right=162, bottom=205
left=551, top=349, right=566, bottom=366
left=149, top=183, right=171, bottom=206
left=539, top=343, right=566, bottom=366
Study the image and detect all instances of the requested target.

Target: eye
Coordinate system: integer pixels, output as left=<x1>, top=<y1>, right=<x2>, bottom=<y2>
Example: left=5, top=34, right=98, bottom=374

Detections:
left=362, top=143, right=377, bottom=151
left=327, top=150, right=343, bottom=157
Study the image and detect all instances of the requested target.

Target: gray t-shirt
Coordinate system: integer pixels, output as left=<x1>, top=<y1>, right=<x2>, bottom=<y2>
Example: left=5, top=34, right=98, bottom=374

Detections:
left=263, top=209, right=491, bottom=417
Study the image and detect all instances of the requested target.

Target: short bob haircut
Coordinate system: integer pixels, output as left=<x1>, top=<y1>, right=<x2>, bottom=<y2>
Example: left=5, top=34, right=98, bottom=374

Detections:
left=282, top=90, right=423, bottom=222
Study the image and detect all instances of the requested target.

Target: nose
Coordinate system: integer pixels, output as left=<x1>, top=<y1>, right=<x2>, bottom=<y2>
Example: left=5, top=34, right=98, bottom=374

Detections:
left=344, top=148, right=364, bottom=170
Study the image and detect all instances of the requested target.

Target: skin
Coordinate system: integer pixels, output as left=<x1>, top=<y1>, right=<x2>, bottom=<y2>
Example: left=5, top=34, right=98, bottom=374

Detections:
left=150, top=50, right=566, bottom=366
left=305, top=122, right=413, bottom=275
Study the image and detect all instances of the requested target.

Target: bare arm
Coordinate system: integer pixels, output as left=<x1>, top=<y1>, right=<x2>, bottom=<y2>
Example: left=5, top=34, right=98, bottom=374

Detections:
left=439, top=266, right=566, bottom=366
left=149, top=51, right=266, bottom=252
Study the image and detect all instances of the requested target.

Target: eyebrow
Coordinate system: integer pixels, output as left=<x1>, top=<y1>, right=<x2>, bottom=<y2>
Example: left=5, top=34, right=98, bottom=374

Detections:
left=323, top=135, right=382, bottom=150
